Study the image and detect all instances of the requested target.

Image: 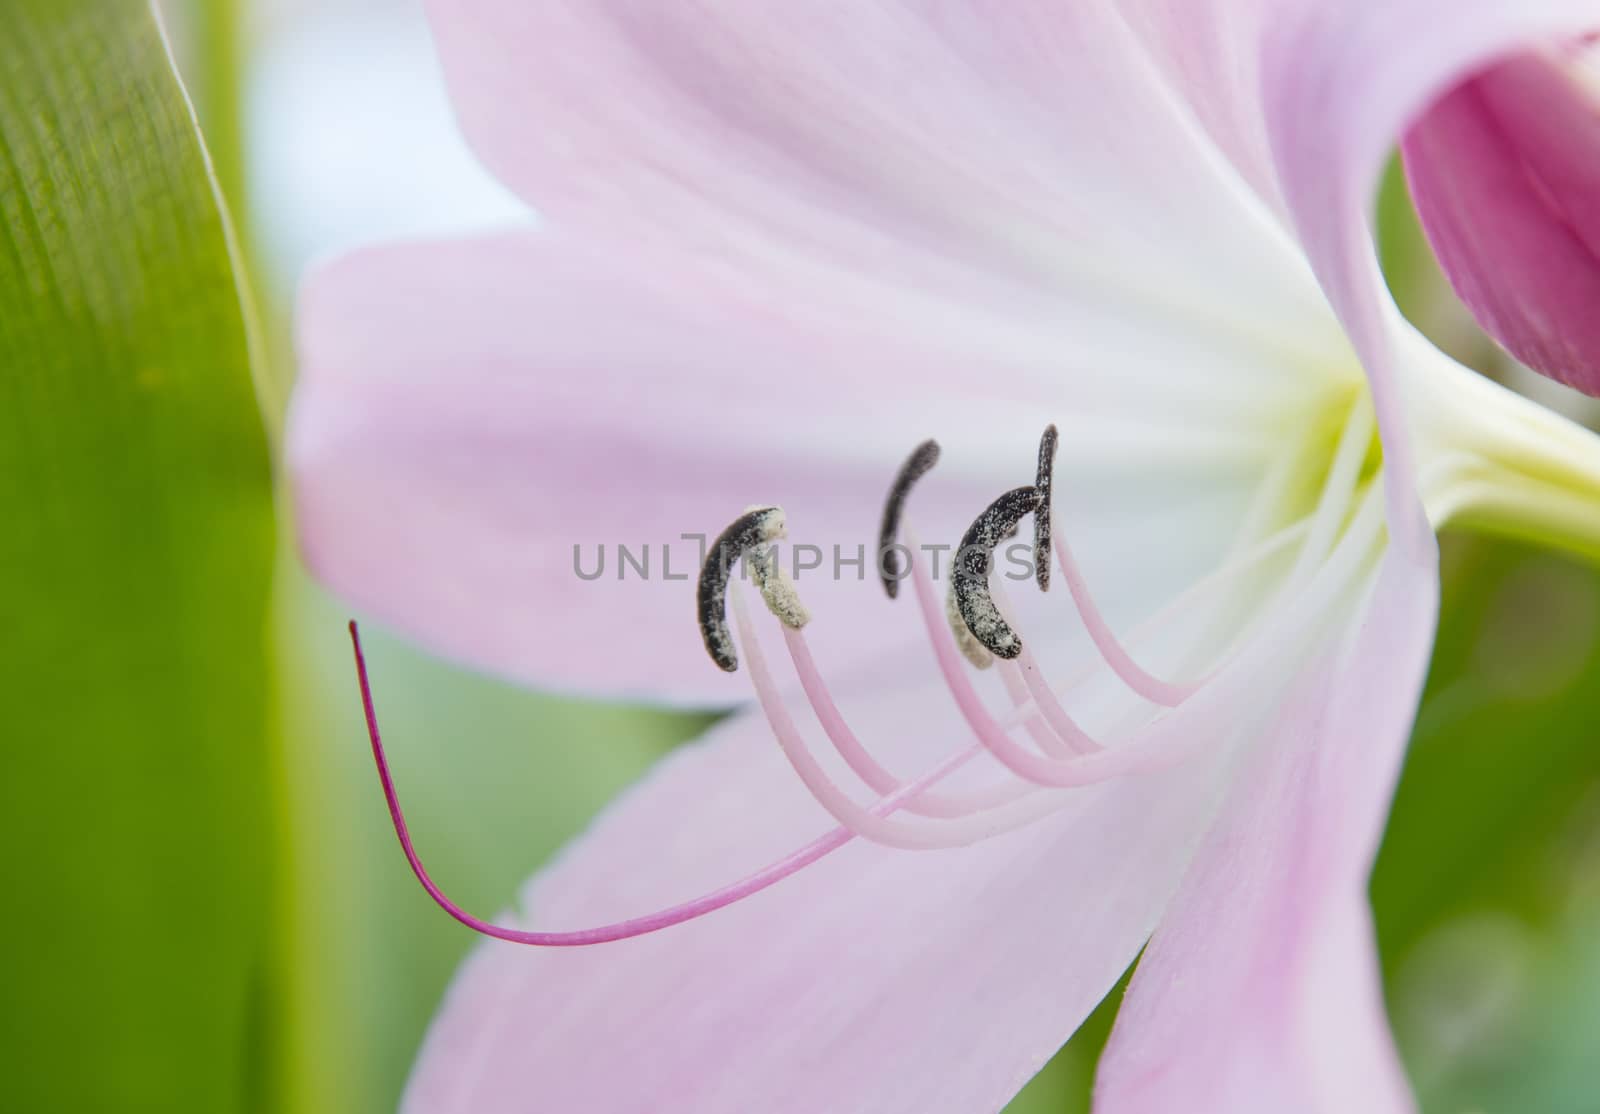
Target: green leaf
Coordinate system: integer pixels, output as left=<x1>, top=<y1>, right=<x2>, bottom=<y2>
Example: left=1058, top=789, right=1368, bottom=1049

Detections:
left=0, top=4, right=275, bottom=1112
left=1374, top=533, right=1600, bottom=1111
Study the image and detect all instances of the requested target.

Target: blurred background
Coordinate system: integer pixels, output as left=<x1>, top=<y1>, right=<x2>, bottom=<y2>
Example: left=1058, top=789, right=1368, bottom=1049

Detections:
left=5, top=1, right=1599, bottom=1111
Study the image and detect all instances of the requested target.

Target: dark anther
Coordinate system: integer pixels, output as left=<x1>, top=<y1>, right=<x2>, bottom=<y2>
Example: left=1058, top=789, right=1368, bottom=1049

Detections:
left=878, top=439, right=941, bottom=599
left=953, top=486, right=1042, bottom=660
left=1034, top=424, right=1058, bottom=591
left=697, top=506, right=787, bottom=672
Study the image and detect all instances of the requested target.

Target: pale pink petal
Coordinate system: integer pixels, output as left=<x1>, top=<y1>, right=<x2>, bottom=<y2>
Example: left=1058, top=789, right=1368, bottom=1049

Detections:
left=400, top=662, right=1242, bottom=1114
left=1402, top=48, right=1600, bottom=394
left=420, top=0, right=1339, bottom=355
left=1094, top=549, right=1440, bottom=1112
left=291, top=228, right=1278, bottom=705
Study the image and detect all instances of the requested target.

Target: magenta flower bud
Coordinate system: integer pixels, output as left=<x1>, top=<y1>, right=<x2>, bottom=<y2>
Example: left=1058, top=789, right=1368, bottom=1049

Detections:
left=1404, top=45, right=1600, bottom=394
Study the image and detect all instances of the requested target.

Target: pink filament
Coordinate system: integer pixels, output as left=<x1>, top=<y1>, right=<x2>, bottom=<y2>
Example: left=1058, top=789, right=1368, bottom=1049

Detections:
left=985, top=580, right=1104, bottom=757
left=784, top=621, right=1043, bottom=817
left=734, top=591, right=1067, bottom=849
left=903, top=531, right=1189, bottom=788
left=351, top=620, right=991, bottom=945
left=1052, top=533, right=1197, bottom=707
left=995, top=655, right=1080, bottom=758
left=1009, top=650, right=1104, bottom=756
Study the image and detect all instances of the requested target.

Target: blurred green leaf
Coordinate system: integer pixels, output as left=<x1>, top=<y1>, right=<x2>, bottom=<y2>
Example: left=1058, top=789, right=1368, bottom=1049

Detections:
left=1375, top=533, right=1600, bottom=1111
left=0, top=4, right=275, bottom=1112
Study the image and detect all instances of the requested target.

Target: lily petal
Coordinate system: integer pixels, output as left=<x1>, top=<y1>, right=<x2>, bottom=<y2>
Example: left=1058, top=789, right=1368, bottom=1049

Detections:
left=400, top=661, right=1241, bottom=1114
left=1403, top=47, right=1600, bottom=395
left=291, top=228, right=1278, bottom=704
left=1094, top=548, right=1440, bottom=1113
left=420, top=0, right=1335, bottom=342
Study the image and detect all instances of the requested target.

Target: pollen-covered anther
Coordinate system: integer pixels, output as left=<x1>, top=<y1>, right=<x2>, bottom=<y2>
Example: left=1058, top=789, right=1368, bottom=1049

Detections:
left=878, top=439, right=941, bottom=599
left=1034, top=424, right=1057, bottom=592
left=952, top=486, right=1042, bottom=661
left=697, top=505, right=809, bottom=672
left=945, top=579, right=995, bottom=669
left=749, top=547, right=811, bottom=631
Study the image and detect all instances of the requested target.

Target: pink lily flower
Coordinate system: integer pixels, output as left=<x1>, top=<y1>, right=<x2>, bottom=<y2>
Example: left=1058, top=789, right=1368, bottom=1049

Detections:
left=287, top=2, right=1600, bottom=1111
left=1404, top=41, right=1600, bottom=394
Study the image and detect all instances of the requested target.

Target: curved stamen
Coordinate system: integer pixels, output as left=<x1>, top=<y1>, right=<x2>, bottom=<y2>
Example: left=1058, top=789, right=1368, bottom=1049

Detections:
left=1028, top=417, right=1362, bottom=711
left=1010, top=651, right=1106, bottom=757
left=353, top=619, right=1002, bottom=945
left=1035, top=424, right=1057, bottom=592
left=989, top=577, right=1107, bottom=756
left=1000, top=515, right=1311, bottom=741
left=971, top=578, right=1102, bottom=757
left=878, top=439, right=941, bottom=599
left=1038, top=516, right=1309, bottom=707
left=1050, top=533, right=1199, bottom=708
left=733, top=589, right=1065, bottom=849
left=905, top=483, right=1390, bottom=788
left=783, top=623, right=1038, bottom=817
left=953, top=486, right=1041, bottom=660
left=909, top=527, right=1195, bottom=787
left=995, top=653, right=1080, bottom=758
left=1027, top=422, right=1197, bottom=707
left=697, top=506, right=801, bottom=672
